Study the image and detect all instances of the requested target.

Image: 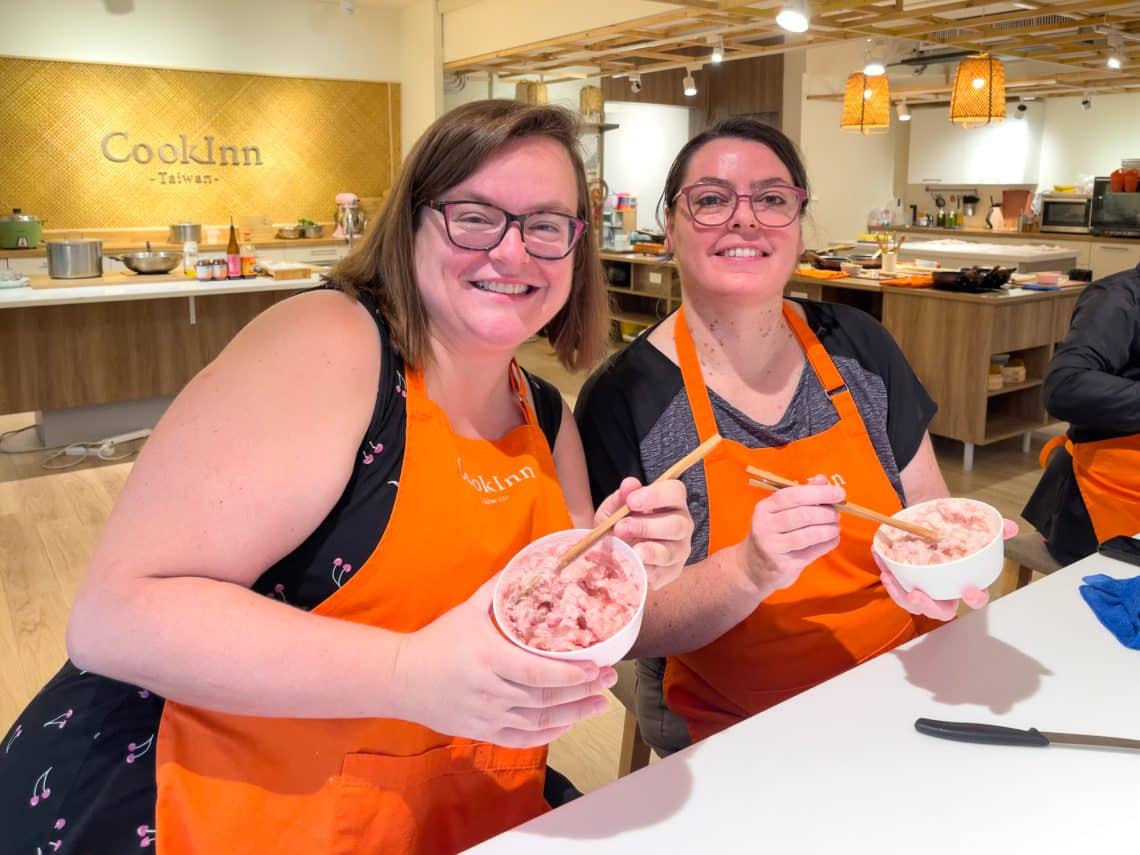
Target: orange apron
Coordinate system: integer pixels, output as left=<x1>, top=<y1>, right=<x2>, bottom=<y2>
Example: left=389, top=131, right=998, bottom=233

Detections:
left=664, top=304, right=938, bottom=742
left=154, top=362, right=571, bottom=854
left=1041, top=432, right=1140, bottom=543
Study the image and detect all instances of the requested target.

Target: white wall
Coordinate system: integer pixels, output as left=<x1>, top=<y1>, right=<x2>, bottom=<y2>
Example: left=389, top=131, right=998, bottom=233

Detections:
left=603, top=101, right=693, bottom=232
left=441, top=0, right=669, bottom=64
left=797, top=42, right=899, bottom=247
left=1038, top=93, right=1140, bottom=189
left=401, top=0, right=445, bottom=156
left=0, top=0, right=401, bottom=81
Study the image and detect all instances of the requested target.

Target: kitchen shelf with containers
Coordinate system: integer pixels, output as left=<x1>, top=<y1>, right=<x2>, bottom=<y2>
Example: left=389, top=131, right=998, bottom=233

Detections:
left=600, top=251, right=680, bottom=341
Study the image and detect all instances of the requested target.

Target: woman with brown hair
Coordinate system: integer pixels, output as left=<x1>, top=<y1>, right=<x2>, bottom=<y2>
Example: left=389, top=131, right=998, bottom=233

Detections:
left=0, top=100, right=693, bottom=854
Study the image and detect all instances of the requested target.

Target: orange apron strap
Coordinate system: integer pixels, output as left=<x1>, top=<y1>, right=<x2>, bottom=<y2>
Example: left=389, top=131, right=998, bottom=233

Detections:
left=508, top=358, right=540, bottom=426
left=781, top=304, right=866, bottom=433
left=674, top=307, right=721, bottom=443
left=1039, top=433, right=1067, bottom=469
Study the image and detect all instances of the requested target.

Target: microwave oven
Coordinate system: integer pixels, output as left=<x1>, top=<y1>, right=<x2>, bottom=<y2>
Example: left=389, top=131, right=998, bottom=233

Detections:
left=1039, top=193, right=1091, bottom=234
left=1091, top=177, right=1140, bottom=237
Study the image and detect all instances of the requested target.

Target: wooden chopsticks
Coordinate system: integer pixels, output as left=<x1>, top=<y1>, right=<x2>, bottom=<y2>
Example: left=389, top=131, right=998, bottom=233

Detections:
left=745, top=465, right=939, bottom=541
left=555, top=435, right=724, bottom=570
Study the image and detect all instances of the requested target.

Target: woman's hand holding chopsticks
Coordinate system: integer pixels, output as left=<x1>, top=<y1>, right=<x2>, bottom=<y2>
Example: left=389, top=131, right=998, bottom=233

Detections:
left=594, top=475, right=694, bottom=591
left=737, top=474, right=845, bottom=597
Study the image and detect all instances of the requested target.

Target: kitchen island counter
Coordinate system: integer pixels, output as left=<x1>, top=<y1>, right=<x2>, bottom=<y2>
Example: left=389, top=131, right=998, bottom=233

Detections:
left=0, top=272, right=322, bottom=444
left=0, top=271, right=322, bottom=309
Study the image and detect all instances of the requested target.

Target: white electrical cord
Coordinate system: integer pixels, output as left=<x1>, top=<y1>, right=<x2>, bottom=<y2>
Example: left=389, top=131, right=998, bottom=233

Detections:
left=0, top=424, right=149, bottom=471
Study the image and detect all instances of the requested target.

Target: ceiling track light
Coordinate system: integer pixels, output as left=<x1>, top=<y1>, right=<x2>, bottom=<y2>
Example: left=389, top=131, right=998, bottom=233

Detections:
left=776, top=0, right=810, bottom=34
left=683, top=67, right=698, bottom=97
left=629, top=71, right=642, bottom=94
left=709, top=35, right=725, bottom=64
left=340, top=0, right=355, bottom=13
left=895, top=99, right=911, bottom=121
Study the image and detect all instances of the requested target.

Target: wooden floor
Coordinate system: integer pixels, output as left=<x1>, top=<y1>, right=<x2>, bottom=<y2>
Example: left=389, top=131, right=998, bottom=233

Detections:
left=0, top=337, right=1061, bottom=795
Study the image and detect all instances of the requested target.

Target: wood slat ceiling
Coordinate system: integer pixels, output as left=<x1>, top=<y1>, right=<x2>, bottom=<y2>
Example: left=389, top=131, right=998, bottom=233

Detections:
left=443, top=0, right=1140, bottom=102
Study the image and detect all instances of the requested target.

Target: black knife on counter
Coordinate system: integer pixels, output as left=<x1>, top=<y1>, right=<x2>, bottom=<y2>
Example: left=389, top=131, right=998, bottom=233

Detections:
left=915, top=717, right=1140, bottom=751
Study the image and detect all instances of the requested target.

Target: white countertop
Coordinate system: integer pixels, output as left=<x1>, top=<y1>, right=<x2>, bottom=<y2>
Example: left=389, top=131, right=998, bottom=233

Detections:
left=0, top=272, right=323, bottom=309
left=471, top=552, right=1138, bottom=854
left=852, top=239, right=1080, bottom=264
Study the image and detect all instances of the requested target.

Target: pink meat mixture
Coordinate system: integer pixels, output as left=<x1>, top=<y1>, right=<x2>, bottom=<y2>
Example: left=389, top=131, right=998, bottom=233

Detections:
left=877, top=498, right=998, bottom=565
left=500, top=539, right=642, bottom=652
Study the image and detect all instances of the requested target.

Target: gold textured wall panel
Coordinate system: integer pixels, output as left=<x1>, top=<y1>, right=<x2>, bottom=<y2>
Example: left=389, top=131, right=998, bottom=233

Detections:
left=0, top=58, right=400, bottom=229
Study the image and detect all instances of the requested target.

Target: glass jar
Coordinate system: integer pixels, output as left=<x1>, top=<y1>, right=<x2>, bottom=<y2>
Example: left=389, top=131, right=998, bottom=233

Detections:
left=196, top=260, right=213, bottom=281
left=212, top=258, right=228, bottom=280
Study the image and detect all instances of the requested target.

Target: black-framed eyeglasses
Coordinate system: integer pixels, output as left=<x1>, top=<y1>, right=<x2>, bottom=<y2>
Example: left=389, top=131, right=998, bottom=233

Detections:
left=426, top=200, right=587, bottom=260
left=673, top=182, right=808, bottom=228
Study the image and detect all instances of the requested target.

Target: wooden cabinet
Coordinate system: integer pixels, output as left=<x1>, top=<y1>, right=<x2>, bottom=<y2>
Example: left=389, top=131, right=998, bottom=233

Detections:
left=600, top=253, right=680, bottom=341
left=880, top=286, right=1080, bottom=468
left=1090, top=241, right=1140, bottom=279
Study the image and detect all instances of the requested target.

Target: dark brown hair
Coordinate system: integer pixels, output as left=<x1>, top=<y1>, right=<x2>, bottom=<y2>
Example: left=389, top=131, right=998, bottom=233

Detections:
left=328, top=99, right=608, bottom=372
left=660, top=117, right=811, bottom=224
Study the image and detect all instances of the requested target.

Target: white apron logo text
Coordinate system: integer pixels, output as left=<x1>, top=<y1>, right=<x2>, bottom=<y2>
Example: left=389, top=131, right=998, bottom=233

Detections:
left=459, top=458, right=536, bottom=505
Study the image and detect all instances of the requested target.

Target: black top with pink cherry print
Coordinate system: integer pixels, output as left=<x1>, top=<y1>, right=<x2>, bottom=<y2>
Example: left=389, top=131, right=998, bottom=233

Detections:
left=0, top=287, right=565, bottom=854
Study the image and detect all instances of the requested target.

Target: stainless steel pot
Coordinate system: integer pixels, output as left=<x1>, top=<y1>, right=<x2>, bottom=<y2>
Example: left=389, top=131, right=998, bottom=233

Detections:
left=46, top=239, right=103, bottom=279
left=169, top=223, right=202, bottom=243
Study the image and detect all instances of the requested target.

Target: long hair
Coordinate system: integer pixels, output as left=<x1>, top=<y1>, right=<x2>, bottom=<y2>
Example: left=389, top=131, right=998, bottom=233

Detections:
left=328, top=99, right=608, bottom=372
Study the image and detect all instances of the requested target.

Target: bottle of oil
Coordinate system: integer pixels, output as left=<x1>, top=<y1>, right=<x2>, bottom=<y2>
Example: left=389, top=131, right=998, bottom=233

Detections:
left=226, top=218, right=241, bottom=279
left=240, top=231, right=257, bottom=279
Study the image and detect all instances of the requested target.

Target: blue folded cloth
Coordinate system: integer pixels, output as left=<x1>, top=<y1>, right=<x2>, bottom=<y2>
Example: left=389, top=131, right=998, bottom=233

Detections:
left=1080, top=574, right=1140, bottom=649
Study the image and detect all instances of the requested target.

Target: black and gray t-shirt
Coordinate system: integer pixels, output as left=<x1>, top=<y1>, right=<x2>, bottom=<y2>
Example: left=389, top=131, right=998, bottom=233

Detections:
left=575, top=300, right=937, bottom=564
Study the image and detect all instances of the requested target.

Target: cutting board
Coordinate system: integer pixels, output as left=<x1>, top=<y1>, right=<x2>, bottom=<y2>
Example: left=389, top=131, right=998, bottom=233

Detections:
left=29, top=271, right=189, bottom=289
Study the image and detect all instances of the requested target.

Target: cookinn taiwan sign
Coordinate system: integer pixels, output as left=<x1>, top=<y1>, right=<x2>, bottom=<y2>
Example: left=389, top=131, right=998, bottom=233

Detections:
left=1, top=58, right=400, bottom=228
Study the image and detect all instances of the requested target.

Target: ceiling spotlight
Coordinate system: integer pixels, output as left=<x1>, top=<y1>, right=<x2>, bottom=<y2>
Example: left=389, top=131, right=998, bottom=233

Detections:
left=1081, top=92, right=1092, bottom=110
left=629, top=71, right=642, bottom=94
left=710, top=35, right=725, bottom=64
left=340, top=0, right=355, bottom=12
left=863, top=40, right=885, bottom=76
left=683, top=69, right=698, bottom=97
left=1107, top=34, right=1124, bottom=69
left=895, top=100, right=911, bottom=121
left=776, top=0, right=810, bottom=33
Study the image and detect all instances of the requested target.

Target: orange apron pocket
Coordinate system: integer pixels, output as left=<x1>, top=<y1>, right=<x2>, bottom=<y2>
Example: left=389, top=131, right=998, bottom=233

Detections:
left=328, top=743, right=548, bottom=855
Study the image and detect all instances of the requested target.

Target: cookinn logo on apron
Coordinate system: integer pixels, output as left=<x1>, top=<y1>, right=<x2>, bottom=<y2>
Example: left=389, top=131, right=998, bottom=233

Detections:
left=458, top=456, right=539, bottom=505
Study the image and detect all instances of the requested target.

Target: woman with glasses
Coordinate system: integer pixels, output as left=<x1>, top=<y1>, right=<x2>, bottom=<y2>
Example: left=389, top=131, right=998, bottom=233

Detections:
left=0, top=100, right=693, bottom=854
left=575, top=117, right=987, bottom=755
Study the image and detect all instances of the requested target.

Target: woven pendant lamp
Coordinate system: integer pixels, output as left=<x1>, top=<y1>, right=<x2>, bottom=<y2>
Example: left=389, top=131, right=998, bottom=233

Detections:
left=949, top=54, right=1005, bottom=128
left=840, top=73, right=890, bottom=134
left=579, top=85, right=604, bottom=121
left=515, top=80, right=549, bottom=105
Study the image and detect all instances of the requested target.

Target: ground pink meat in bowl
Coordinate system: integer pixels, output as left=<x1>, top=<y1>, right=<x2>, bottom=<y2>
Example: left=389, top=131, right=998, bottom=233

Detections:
left=876, top=498, right=1000, bottom=566
left=496, top=531, right=645, bottom=654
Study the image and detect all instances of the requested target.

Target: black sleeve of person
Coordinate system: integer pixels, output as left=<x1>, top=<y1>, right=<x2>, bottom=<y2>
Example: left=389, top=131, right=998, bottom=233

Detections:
left=573, top=351, right=654, bottom=508
left=1042, top=270, right=1140, bottom=439
left=804, top=301, right=937, bottom=471
left=525, top=372, right=564, bottom=451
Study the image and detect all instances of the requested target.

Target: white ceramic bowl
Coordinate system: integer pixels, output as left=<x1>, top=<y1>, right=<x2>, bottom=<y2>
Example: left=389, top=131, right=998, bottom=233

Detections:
left=872, top=498, right=1004, bottom=601
left=493, top=528, right=647, bottom=666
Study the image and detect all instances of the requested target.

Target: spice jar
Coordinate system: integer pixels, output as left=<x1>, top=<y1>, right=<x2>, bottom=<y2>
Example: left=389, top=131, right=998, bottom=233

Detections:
left=212, top=258, right=228, bottom=280
left=196, top=259, right=213, bottom=281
